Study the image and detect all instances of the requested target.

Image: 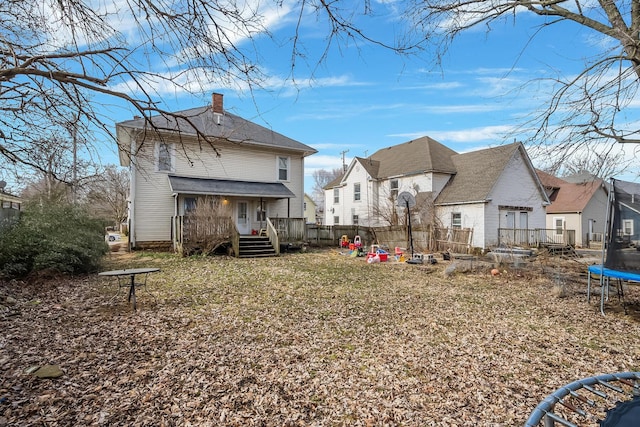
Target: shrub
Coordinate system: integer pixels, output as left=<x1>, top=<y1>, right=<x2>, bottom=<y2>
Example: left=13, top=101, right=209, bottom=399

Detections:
left=0, top=202, right=108, bottom=278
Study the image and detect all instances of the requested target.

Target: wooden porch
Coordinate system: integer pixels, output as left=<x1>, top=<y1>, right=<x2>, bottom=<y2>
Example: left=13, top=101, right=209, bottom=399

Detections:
left=172, top=216, right=306, bottom=257
left=497, top=228, right=576, bottom=248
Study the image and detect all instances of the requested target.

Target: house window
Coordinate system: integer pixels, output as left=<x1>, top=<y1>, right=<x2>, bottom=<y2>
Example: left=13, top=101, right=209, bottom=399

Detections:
left=623, top=219, right=633, bottom=236
left=390, top=179, right=399, bottom=198
left=278, top=156, right=289, bottom=181
left=352, top=214, right=359, bottom=225
left=157, top=142, right=174, bottom=172
left=303, top=202, right=307, bottom=211
left=334, top=216, right=339, bottom=224
left=184, top=197, right=197, bottom=214
left=554, top=217, right=565, bottom=235
left=452, top=212, right=462, bottom=229
left=354, top=183, right=361, bottom=201
left=333, top=188, right=339, bottom=204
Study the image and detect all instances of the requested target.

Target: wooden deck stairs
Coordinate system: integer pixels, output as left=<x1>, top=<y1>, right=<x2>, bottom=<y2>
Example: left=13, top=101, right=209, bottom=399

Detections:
left=238, top=235, right=277, bottom=258
left=546, top=244, right=578, bottom=258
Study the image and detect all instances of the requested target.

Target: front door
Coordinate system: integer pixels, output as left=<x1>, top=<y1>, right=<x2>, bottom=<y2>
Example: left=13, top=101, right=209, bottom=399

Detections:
left=236, top=201, right=250, bottom=234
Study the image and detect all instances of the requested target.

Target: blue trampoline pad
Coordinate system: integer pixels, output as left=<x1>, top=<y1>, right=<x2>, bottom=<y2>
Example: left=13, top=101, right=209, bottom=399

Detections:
left=588, top=265, right=640, bottom=282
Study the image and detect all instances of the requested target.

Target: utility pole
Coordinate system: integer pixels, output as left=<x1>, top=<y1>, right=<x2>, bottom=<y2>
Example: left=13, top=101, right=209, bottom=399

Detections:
left=340, top=149, right=349, bottom=172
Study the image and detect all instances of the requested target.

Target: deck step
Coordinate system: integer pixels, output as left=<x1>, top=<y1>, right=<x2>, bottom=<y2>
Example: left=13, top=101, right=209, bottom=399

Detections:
left=238, top=235, right=277, bottom=258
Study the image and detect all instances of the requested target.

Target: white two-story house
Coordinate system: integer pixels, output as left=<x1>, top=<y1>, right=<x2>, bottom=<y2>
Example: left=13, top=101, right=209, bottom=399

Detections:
left=116, top=93, right=317, bottom=250
left=324, top=136, right=550, bottom=250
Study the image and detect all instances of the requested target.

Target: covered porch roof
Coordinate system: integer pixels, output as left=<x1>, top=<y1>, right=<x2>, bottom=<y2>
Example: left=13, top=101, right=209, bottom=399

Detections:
left=168, top=175, right=295, bottom=199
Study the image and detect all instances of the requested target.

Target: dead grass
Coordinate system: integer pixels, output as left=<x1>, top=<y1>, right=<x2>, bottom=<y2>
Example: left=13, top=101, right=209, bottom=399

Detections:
left=1, top=249, right=639, bottom=426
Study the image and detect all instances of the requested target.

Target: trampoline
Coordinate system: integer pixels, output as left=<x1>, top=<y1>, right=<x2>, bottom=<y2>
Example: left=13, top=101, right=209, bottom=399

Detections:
left=588, top=179, right=640, bottom=315
left=587, top=265, right=640, bottom=315
left=524, top=372, right=640, bottom=426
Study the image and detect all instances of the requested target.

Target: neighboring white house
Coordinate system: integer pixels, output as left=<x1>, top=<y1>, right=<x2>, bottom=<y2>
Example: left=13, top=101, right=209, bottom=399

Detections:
left=116, top=93, right=317, bottom=250
left=536, top=170, right=608, bottom=247
left=0, top=188, right=22, bottom=224
left=303, top=193, right=317, bottom=224
left=324, top=137, right=550, bottom=250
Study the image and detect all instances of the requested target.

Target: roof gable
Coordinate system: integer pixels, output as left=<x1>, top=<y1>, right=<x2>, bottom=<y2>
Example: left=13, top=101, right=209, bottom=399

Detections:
left=536, top=169, right=608, bottom=213
left=435, top=142, right=548, bottom=205
left=117, top=103, right=316, bottom=166
left=368, top=136, right=457, bottom=178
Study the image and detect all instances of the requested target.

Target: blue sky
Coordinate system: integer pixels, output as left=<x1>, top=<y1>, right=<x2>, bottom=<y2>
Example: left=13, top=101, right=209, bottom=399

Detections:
left=95, top=2, right=639, bottom=194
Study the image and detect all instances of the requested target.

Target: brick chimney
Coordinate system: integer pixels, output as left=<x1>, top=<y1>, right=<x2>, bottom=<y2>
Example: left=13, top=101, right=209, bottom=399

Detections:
left=212, top=93, right=224, bottom=114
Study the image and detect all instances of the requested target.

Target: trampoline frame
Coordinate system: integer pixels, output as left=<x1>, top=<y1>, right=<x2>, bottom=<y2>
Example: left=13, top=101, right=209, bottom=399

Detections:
left=589, top=178, right=640, bottom=315
left=524, top=372, right=640, bottom=427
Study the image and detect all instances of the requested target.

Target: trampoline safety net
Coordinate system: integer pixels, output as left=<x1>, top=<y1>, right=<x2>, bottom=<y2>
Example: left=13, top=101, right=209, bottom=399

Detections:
left=604, top=179, right=640, bottom=273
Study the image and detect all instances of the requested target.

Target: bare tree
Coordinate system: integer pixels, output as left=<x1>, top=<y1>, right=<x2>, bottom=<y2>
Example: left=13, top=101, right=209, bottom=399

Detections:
left=311, top=167, right=343, bottom=208
left=183, top=196, right=233, bottom=255
left=84, top=165, right=130, bottom=226
left=404, top=1, right=640, bottom=172
left=3, top=0, right=638, bottom=178
left=1, top=1, right=419, bottom=176
left=18, top=133, right=98, bottom=203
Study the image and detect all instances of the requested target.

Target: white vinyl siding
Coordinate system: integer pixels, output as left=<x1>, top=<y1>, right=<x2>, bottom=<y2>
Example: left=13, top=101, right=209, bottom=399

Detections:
left=131, top=137, right=307, bottom=243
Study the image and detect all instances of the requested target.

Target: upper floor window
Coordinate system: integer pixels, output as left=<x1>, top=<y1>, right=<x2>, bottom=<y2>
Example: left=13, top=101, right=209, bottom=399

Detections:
left=623, top=219, right=634, bottom=236
left=390, top=179, right=399, bottom=198
left=352, top=214, right=359, bottom=225
left=354, top=183, right=361, bottom=201
left=333, top=216, right=339, bottom=224
left=333, top=188, right=339, bottom=204
left=278, top=156, right=289, bottom=181
left=156, top=142, right=174, bottom=172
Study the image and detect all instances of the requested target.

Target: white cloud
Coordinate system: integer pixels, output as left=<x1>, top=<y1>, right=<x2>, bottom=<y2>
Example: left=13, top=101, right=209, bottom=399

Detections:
left=389, top=125, right=516, bottom=143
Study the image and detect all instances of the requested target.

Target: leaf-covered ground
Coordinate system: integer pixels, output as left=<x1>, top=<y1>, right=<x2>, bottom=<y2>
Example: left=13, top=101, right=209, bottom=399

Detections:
left=1, top=249, right=639, bottom=426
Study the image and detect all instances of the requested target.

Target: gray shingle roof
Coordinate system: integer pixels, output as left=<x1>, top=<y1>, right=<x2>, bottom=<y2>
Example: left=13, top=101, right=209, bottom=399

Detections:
left=168, top=175, right=295, bottom=198
left=368, top=136, right=458, bottom=178
left=117, top=105, right=316, bottom=156
left=435, top=142, right=523, bottom=204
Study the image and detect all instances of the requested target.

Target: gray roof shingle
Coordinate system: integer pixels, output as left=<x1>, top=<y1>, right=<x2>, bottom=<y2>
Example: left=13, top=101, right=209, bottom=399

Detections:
left=435, top=142, right=523, bottom=204
left=368, top=136, right=458, bottom=178
left=117, top=105, right=316, bottom=156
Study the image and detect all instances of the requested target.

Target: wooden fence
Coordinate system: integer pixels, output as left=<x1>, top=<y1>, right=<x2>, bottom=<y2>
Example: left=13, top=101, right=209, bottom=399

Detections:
left=306, top=225, right=473, bottom=254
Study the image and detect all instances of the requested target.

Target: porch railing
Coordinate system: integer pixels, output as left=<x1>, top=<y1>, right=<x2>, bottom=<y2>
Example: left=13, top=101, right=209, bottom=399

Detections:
left=269, top=217, right=306, bottom=243
left=265, top=218, right=279, bottom=255
left=172, top=215, right=237, bottom=255
left=498, top=228, right=576, bottom=247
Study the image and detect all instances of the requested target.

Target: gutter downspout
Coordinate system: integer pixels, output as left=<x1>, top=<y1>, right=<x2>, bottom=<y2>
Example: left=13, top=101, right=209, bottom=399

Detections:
left=173, top=193, right=179, bottom=250
left=129, top=133, right=137, bottom=248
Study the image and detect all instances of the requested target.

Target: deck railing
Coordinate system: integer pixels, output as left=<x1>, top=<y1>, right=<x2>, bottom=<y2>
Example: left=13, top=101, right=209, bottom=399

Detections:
left=269, top=217, right=306, bottom=242
left=173, top=216, right=305, bottom=256
left=498, top=228, right=576, bottom=247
